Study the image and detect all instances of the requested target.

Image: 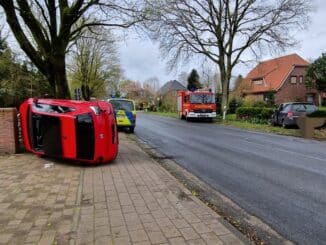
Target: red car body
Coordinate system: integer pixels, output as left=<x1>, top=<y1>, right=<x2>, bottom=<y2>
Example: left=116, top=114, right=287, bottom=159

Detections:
left=20, top=98, right=118, bottom=164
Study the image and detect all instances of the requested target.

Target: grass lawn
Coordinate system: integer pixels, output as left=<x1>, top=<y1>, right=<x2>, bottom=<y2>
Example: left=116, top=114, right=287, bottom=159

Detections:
left=145, top=111, right=301, bottom=137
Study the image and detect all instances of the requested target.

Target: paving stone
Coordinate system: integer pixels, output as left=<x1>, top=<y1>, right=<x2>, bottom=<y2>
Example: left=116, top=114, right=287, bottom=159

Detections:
left=168, top=237, right=187, bottom=245
left=0, top=234, right=13, bottom=244
left=147, top=231, right=167, bottom=244
left=0, top=134, right=248, bottom=245
left=191, top=222, right=212, bottom=234
left=179, top=227, right=200, bottom=240
left=161, top=225, right=181, bottom=238
left=112, top=236, right=131, bottom=245
left=139, top=214, right=155, bottom=223
left=171, top=219, right=190, bottom=229
left=209, top=222, right=232, bottom=236
left=143, top=222, right=161, bottom=233
left=129, top=229, right=149, bottom=243
left=219, top=233, right=245, bottom=244
left=201, top=232, right=223, bottom=245
left=111, top=226, right=129, bottom=238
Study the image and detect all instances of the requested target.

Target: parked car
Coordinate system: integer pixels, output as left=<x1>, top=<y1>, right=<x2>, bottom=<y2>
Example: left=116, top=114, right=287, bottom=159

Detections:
left=108, top=98, right=136, bottom=133
left=20, top=98, right=118, bottom=164
left=271, top=102, right=317, bottom=128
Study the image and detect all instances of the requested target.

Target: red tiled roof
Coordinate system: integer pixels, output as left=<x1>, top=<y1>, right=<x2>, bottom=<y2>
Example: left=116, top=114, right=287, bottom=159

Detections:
left=243, top=53, right=309, bottom=93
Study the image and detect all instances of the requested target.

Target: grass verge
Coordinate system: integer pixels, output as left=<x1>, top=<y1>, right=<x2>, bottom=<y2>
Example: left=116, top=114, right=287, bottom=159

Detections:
left=145, top=111, right=301, bottom=137
left=144, top=111, right=178, bottom=118
left=216, top=115, right=301, bottom=137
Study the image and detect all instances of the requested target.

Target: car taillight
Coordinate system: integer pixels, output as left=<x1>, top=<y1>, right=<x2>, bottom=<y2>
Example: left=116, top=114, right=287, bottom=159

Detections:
left=287, top=111, right=294, bottom=117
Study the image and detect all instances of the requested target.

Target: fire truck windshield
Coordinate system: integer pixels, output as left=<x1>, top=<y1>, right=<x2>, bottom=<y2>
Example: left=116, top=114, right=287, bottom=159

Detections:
left=190, top=94, right=215, bottom=104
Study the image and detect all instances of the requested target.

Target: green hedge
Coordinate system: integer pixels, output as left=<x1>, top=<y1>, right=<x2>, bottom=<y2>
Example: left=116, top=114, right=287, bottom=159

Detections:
left=236, top=107, right=274, bottom=123
left=307, top=110, right=326, bottom=118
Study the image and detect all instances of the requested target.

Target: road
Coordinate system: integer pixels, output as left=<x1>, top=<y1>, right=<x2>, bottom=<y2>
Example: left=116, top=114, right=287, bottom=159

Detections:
left=135, top=112, right=326, bottom=244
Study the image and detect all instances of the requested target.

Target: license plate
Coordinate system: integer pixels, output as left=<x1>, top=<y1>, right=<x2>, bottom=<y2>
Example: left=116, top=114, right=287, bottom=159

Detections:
left=198, top=114, right=208, bottom=117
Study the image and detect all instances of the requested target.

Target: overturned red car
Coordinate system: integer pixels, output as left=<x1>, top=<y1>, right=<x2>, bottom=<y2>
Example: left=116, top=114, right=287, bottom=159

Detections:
left=20, top=98, right=118, bottom=164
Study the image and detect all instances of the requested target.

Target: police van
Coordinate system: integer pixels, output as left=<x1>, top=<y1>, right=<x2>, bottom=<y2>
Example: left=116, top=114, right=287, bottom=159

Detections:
left=108, top=98, right=136, bottom=133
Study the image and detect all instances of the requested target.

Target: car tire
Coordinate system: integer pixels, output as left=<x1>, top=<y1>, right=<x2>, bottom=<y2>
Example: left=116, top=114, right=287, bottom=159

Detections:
left=129, top=126, right=135, bottom=133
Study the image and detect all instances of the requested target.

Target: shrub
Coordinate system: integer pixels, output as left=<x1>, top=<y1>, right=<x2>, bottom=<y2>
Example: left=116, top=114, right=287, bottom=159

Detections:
left=252, top=101, right=267, bottom=108
left=236, top=106, right=274, bottom=123
left=228, top=98, right=243, bottom=114
left=307, top=110, right=326, bottom=118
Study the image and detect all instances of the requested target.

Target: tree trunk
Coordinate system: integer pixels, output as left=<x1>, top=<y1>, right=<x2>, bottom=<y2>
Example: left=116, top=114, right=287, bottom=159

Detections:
left=219, top=68, right=230, bottom=120
left=48, top=54, right=70, bottom=99
left=221, top=80, right=229, bottom=120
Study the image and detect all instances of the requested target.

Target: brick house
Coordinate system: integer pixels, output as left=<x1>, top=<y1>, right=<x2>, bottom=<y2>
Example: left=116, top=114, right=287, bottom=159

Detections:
left=242, top=53, right=322, bottom=105
left=159, top=80, right=186, bottom=112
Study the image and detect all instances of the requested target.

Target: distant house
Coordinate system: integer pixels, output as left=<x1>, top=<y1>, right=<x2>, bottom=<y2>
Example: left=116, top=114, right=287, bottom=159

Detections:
left=242, top=53, right=322, bottom=105
left=159, top=80, right=186, bottom=112
left=159, top=80, right=186, bottom=95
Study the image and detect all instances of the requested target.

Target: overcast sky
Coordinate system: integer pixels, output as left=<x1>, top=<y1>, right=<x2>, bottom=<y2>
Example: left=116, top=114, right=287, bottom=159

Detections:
left=118, top=0, right=326, bottom=87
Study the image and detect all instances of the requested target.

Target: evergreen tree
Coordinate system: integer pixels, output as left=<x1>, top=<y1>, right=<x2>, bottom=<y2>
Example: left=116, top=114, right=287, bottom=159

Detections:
left=306, top=53, right=326, bottom=91
left=187, top=69, right=202, bottom=91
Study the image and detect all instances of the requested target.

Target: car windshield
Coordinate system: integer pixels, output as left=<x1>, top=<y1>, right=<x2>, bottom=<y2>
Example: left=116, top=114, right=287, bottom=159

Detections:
left=190, top=94, right=215, bottom=104
left=292, top=104, right=316, bottom=112
left=110, top=100, right=134, bottom=111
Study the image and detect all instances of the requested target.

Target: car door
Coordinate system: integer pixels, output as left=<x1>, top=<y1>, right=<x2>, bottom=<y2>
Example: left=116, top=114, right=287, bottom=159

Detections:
left=275, top=104, right=284, bottom=124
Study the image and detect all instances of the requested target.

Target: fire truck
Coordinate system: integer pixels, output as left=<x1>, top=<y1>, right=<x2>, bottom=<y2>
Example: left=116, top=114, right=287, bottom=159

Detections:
left=177, top=89, right=217, bottom=121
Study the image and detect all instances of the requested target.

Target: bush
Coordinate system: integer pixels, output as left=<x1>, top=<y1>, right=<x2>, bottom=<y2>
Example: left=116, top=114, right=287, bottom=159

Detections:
left=307, top=110, right=326, bottom=118
left=236, top=106, right=274, bottom=123
left=252, top=101, right=267, bottom=108
left=228, top=98, right=243, bottom=114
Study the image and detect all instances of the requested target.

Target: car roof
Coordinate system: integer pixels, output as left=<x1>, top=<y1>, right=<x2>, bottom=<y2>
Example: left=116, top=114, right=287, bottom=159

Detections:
left=282, top=102, right=315, bottom=105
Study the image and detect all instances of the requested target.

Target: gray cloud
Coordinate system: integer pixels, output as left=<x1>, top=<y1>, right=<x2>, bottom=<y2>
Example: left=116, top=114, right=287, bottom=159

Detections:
left=119, top=1, right=326, bottom=83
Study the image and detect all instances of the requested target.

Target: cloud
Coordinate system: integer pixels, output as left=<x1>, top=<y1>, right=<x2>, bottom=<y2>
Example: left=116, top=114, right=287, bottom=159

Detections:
left=118, top=1, right=326, bottom=83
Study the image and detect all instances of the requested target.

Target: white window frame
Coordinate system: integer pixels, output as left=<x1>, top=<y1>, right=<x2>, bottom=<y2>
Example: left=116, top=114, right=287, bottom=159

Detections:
left=290, top=76, right=297, bottom=84
left=253, top=79, right=263, bottom=85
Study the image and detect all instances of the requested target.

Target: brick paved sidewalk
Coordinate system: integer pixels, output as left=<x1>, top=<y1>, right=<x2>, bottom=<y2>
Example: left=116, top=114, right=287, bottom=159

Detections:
left=0, top=133, right=248, bottom=245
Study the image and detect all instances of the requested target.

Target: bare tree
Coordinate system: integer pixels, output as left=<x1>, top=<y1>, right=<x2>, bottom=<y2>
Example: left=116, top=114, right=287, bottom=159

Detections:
left=177, top=71, right=188, bottom=86
left=0, top=0, right=144, bottom=98
left=143, top=76, right=160, bottom=93
left=68, top=27, right=122, bottom=100
left=145, top=0, right=312, bottom=118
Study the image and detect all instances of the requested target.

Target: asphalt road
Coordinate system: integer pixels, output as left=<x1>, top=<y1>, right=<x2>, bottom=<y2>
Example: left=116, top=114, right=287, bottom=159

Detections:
left=135, top=112, right=326, bottom=245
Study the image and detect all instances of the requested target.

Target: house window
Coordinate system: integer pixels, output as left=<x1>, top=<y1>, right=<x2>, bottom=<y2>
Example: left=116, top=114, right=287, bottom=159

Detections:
left=307, top=94, right=314, bottom=103
left=252, top=78, right=263, bottom=85
left=299, top=76, right=303, bottom=83
left=290, top=76, right=297, bottom=84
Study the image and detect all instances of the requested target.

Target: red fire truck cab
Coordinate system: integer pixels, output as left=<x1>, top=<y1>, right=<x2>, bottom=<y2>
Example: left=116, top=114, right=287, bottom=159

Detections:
left=177, top=90, right=217, bottom=121
left=20, top=98, right=118, bottom=164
